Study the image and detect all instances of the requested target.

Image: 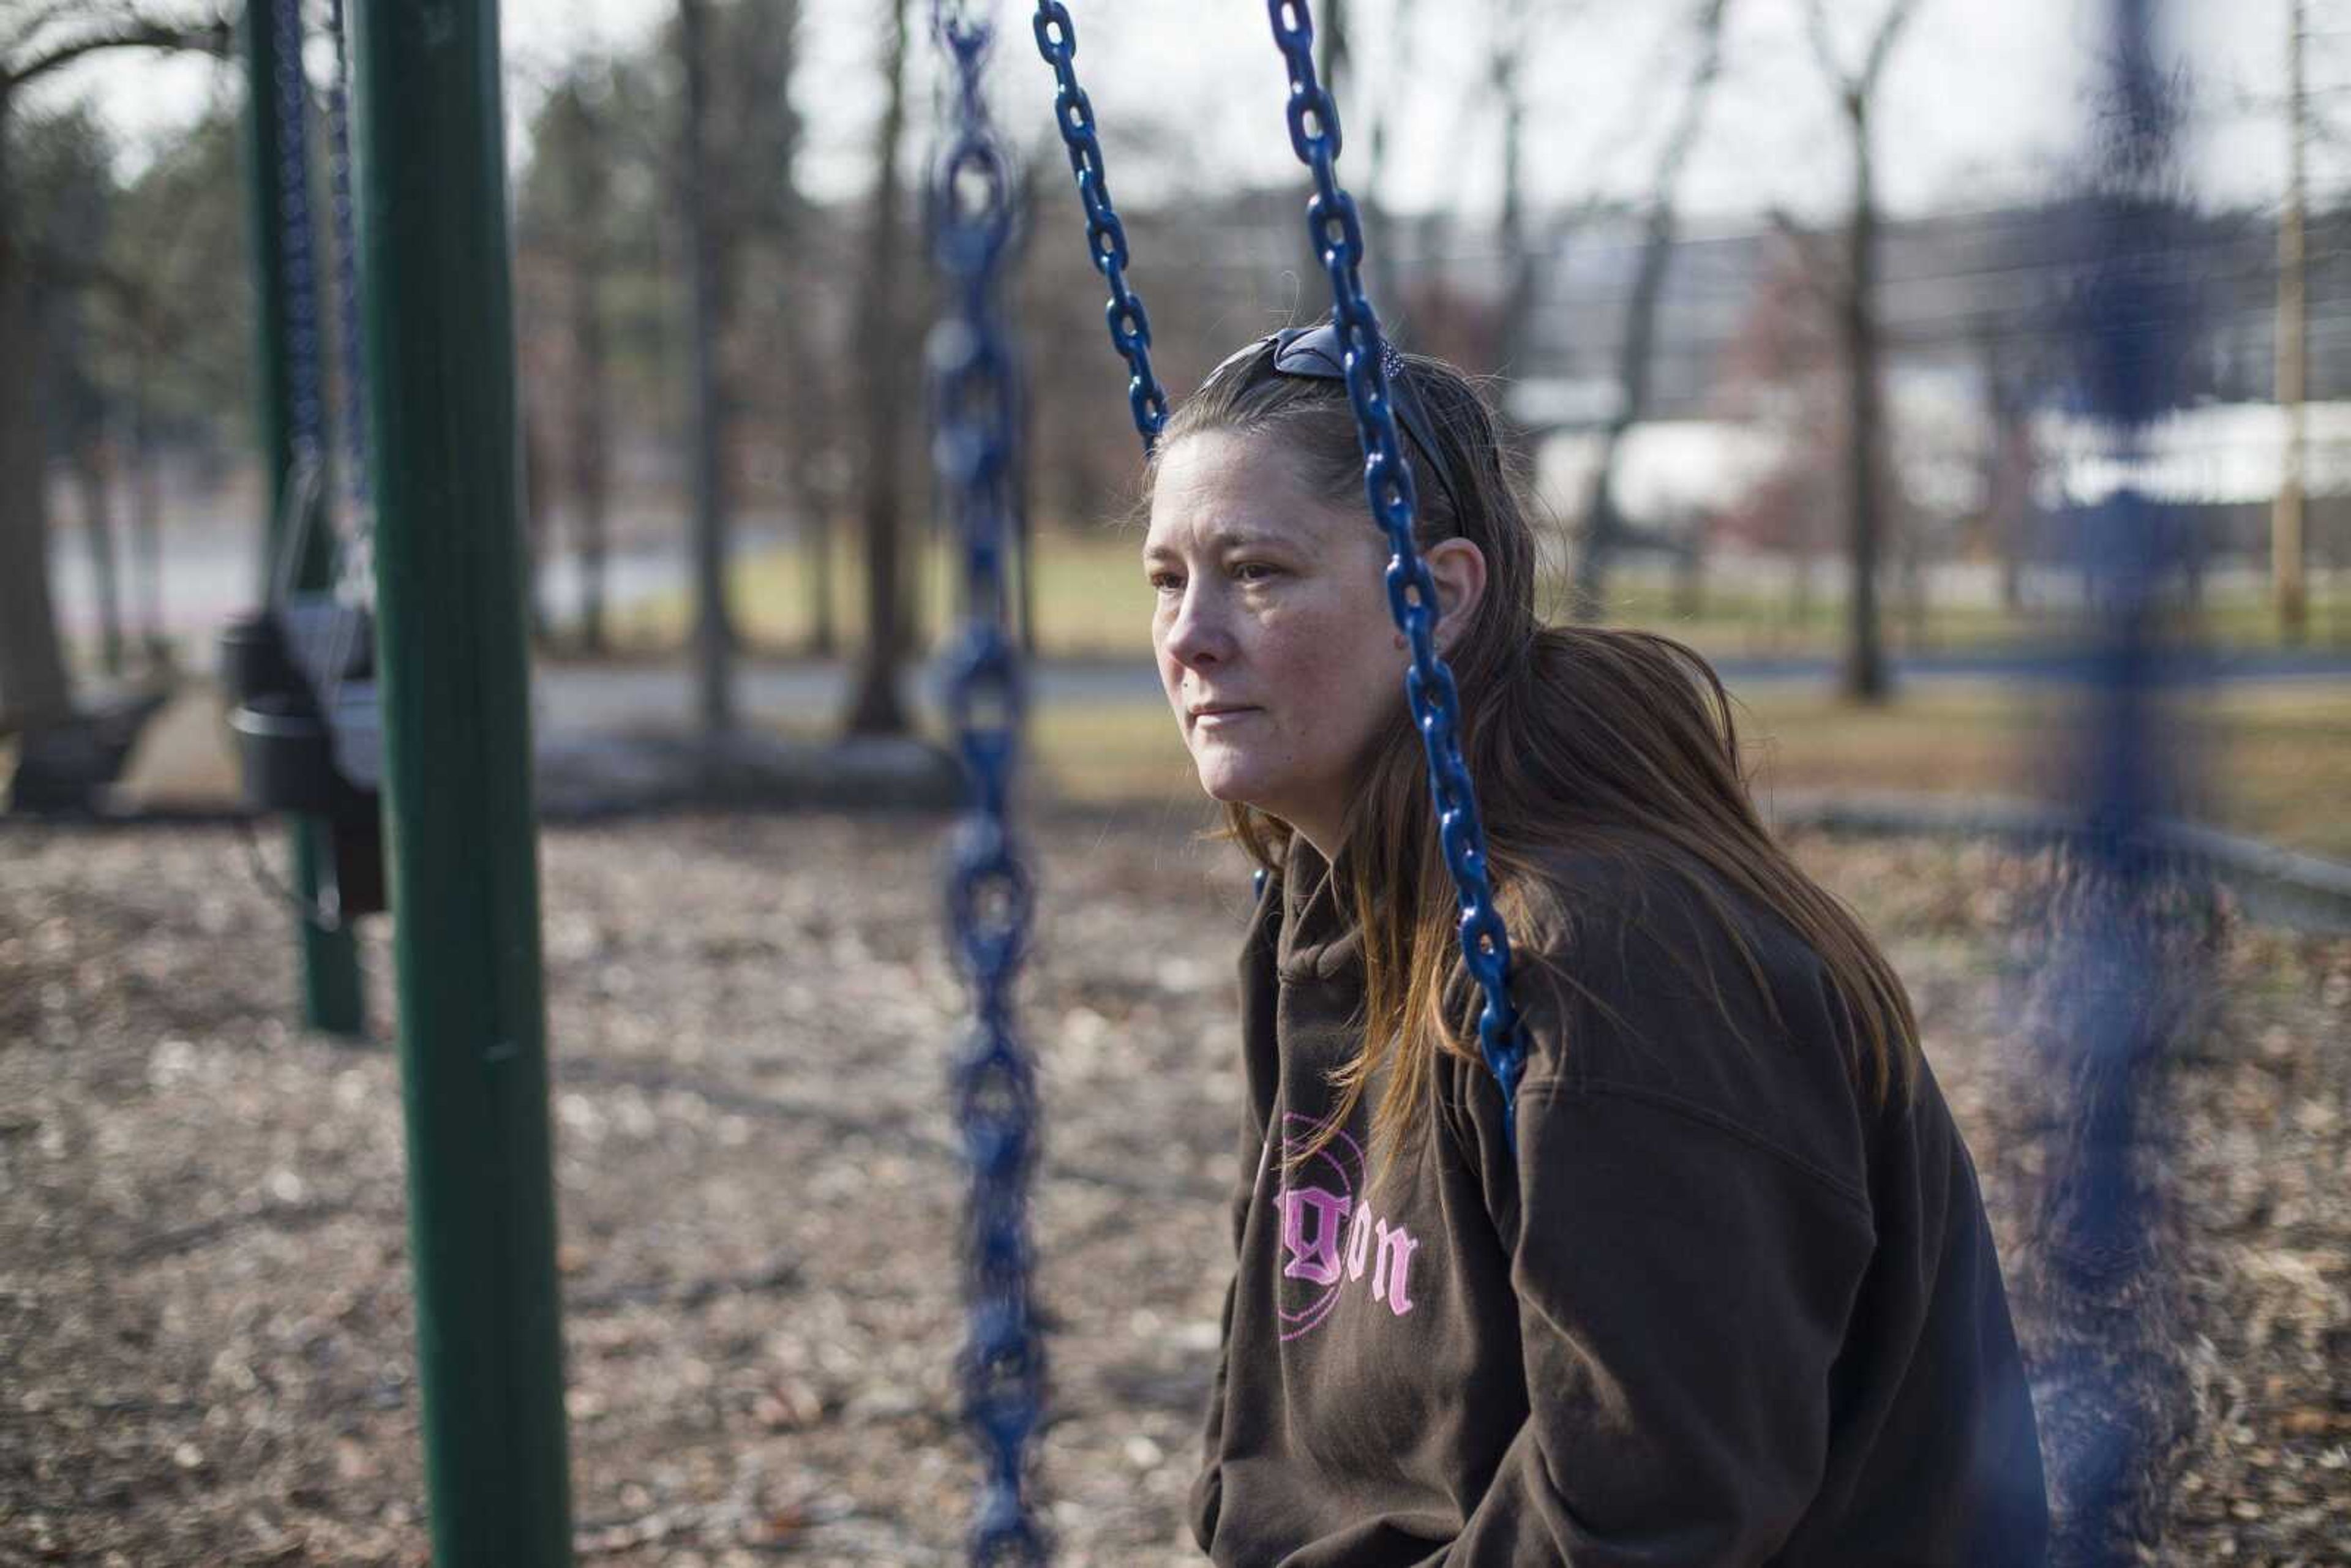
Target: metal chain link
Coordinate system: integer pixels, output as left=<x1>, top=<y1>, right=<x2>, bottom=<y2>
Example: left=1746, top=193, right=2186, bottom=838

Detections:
left=266, top=0, right=368, bottom=706
left=269, top=0, right=324, bottom=462
left=1029, top=1, right=1168, bottom=449
left=2039, top=0, right=2198, bottom=1530
left=931, top=6, right=1049, bottom=1564
left=1262, top=0, right=1529, bottom=1144
left=323, top=0, right=375, bottom=602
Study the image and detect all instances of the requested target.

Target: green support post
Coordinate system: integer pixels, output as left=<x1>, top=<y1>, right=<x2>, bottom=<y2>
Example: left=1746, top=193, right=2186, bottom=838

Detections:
left=348, top=1, right=574, bottom=1561
left=241, top=0, right=366, bottom=1038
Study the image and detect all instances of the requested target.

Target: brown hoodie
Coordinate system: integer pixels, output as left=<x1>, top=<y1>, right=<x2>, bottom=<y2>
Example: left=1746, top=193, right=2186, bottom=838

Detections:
left=1188, top=836, right=2049, bottom=1566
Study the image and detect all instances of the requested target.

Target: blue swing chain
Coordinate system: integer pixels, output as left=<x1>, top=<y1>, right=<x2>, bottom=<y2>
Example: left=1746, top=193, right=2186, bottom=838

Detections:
left=931, top=6, right=1049, bottom=1564
left=1263, top=1, right=1530, bottom=1144
left=263, top=0, right=371, bottom=706
left=1030, top=1, right=1169, bottom=450
left=268, top=0, right=324, bottom=467
left=324, top=0, right=376, bottom=596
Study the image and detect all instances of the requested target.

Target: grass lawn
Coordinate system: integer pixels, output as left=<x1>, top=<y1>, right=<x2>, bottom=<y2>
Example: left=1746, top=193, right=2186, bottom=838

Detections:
left=48, top=661, right=2344, bottom=868
left=604, top=525, right=1155, bottom=658
left=1025, top=680, right=2351, bottom=863
left=79, top=523, right=2341, bottom=860
left=610, top=528, right=2351, bottom=664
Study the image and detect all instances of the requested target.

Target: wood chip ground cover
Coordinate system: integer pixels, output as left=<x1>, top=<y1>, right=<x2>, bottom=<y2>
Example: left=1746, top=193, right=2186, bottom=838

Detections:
left=1, top=817, right=2344, bottom=1566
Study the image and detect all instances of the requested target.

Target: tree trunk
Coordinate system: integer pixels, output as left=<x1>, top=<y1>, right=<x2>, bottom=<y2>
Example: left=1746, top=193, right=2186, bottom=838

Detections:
left=557, top=82, right=612, bottom=658
left=680, top=0, right=736, bottom=737
left=1318, top=0, right=1349, bottom=94
left=1987, top=375, right=2030, bottom=613
left=1972, top=325, right=2036, bottom=619
left=1340, top=0, right=1384, bottom=299
left=1572, top=481, right=1619, bottom=623
left=769, top=256, right=834, bottom=658
left=1013, top=378, right=1036, bottom=658
left=1491, top=0, right=1534, bottom=377
left=1572, top=0, right=1729, bottom=621
left=75, top=435, right=124, bottom=677
left=0, top=86, right=75, bottom=732
left=129, top=372, right=166, bottom=662
left=895, top=503, right=923, bottom=662
left=1899, top=509, right=1927, bottom=651
left=1671, top=533, right=1705, bottom=620
left=843, top=0, right=912, bottom=738
left=2276, top=0, right=2310, bottom=643
left=1791, top=529, right=1815, bottom=636
left=569, top=259, right=609, bottom=654
left=2178, top=509, right=2206, bottom=611
left=1840, top=102, right=1889, bottom=702
left=520, top=407, right=552, bottom=645
left=808, top=509, right=835, bottom=656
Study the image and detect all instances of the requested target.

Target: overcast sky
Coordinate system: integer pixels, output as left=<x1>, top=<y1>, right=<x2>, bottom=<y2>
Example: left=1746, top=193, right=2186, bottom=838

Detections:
left=42, top=0, right=2335, bottom=224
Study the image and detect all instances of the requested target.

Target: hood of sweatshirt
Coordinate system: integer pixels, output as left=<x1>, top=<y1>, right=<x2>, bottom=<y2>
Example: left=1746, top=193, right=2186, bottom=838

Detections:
left=1273, top=835, right=1363, bottom=986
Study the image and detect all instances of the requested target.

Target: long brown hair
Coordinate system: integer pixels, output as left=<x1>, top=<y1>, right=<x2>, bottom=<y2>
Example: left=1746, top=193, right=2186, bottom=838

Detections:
left=1150, top=332, right=1922, bottom=1163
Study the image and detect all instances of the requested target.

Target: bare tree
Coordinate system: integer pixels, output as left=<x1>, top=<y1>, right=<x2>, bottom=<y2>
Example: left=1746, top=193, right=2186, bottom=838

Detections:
left=707, top=0, right=817, bottom=655
left=1807, top=0, right=1921, bottom=702
left=33, top=108, right=126, bottom=676
left=527, top=69, right=617, bottom=653
left=1973, top=326, right=2046, bottom=615
left=1362, top=0, right=1409, bottom=296
left=126, top=341, right=164, bottom=657
left=1318, top=0, right=1349, bottom=90
left=2275, top=0, right=2309, bottom=643
left=678, top=0, right=735, bottom=737
left=1716, top=229, right=1841, bottom=641
left=84, top=122, right=228, bottom=667
left=769, top=279, right=844, bottom=656
left=1488, top=0, right=1539, bottom=370
left=73, top=440, right=123, bottom=672
left=1570, top=0, right=1733, bottom=618
left=842, top=0, right=912, bottom=737
left=0, top=3, right=227, bottom=732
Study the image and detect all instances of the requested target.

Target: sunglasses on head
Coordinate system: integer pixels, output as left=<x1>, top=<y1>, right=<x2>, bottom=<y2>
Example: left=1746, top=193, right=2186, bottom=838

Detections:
left=1221, top=321, right=1460, bottom=522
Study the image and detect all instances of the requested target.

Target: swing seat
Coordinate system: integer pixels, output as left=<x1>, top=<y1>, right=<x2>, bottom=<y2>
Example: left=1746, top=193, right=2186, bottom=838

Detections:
left=228, top=689, right=389, bottom=917
left=230, top=693, right=345, bottom=815
left=222, top=596, right=383, bottom=789
left=217, top=598, right=371, bottom=704
left=325, top=680, right=383, bottom=793
left=218, top=608, right=301, bottom=708
left=223, top=590, right=387, bottom=912
left=279, top=597, right=373, bottom=690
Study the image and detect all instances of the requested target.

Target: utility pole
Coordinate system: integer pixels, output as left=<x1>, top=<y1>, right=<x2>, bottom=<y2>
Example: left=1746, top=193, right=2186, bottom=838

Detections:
left=2276, top=0, right=2310, bottom=645
left=351, top=0, right=575, bottom=1558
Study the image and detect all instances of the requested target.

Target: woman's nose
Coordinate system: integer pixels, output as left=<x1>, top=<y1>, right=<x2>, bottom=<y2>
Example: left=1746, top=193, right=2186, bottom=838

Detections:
left=1162, top=583, right=1230, bottom=669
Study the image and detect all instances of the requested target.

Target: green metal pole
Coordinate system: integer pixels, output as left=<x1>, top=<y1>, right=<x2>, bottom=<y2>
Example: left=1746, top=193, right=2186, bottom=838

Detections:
left=348, top=1, right=574, bottom=1562
left=239, top=0, right=365, bottom=1038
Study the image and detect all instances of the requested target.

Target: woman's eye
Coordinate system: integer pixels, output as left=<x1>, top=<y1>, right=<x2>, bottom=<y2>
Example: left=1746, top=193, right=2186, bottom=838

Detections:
left=1147, top=571, right=1183, bottom=594
left=1232, top=561, right=1278, bottom=583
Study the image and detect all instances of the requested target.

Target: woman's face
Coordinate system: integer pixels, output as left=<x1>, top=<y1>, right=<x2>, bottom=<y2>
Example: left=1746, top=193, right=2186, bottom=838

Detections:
left=1144, top=430, right=1403, bottom=850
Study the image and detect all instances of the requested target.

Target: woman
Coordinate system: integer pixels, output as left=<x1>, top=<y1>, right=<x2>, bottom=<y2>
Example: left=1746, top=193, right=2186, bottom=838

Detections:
left=1146, top=324, right=2049, bottom=1566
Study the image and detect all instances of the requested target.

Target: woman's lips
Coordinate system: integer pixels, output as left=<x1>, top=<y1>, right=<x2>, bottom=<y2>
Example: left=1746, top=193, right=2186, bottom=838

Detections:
left=1192, top=706, right=1259, bottom=727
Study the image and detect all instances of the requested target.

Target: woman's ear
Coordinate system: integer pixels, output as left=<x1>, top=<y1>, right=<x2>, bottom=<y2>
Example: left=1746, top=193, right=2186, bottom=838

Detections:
left=1425, top=538, right=1488, bottom=653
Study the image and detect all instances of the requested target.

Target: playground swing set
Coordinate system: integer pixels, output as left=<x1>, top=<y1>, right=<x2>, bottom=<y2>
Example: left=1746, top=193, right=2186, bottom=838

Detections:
left=211, top=0, right=2184, bottom=1562
left=220, top=0, right=386, bottom=1008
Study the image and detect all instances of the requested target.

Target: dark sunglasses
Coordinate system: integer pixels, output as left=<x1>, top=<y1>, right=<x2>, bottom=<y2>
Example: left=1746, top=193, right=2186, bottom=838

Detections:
left=1224, top=321, right=1460, bottom=521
